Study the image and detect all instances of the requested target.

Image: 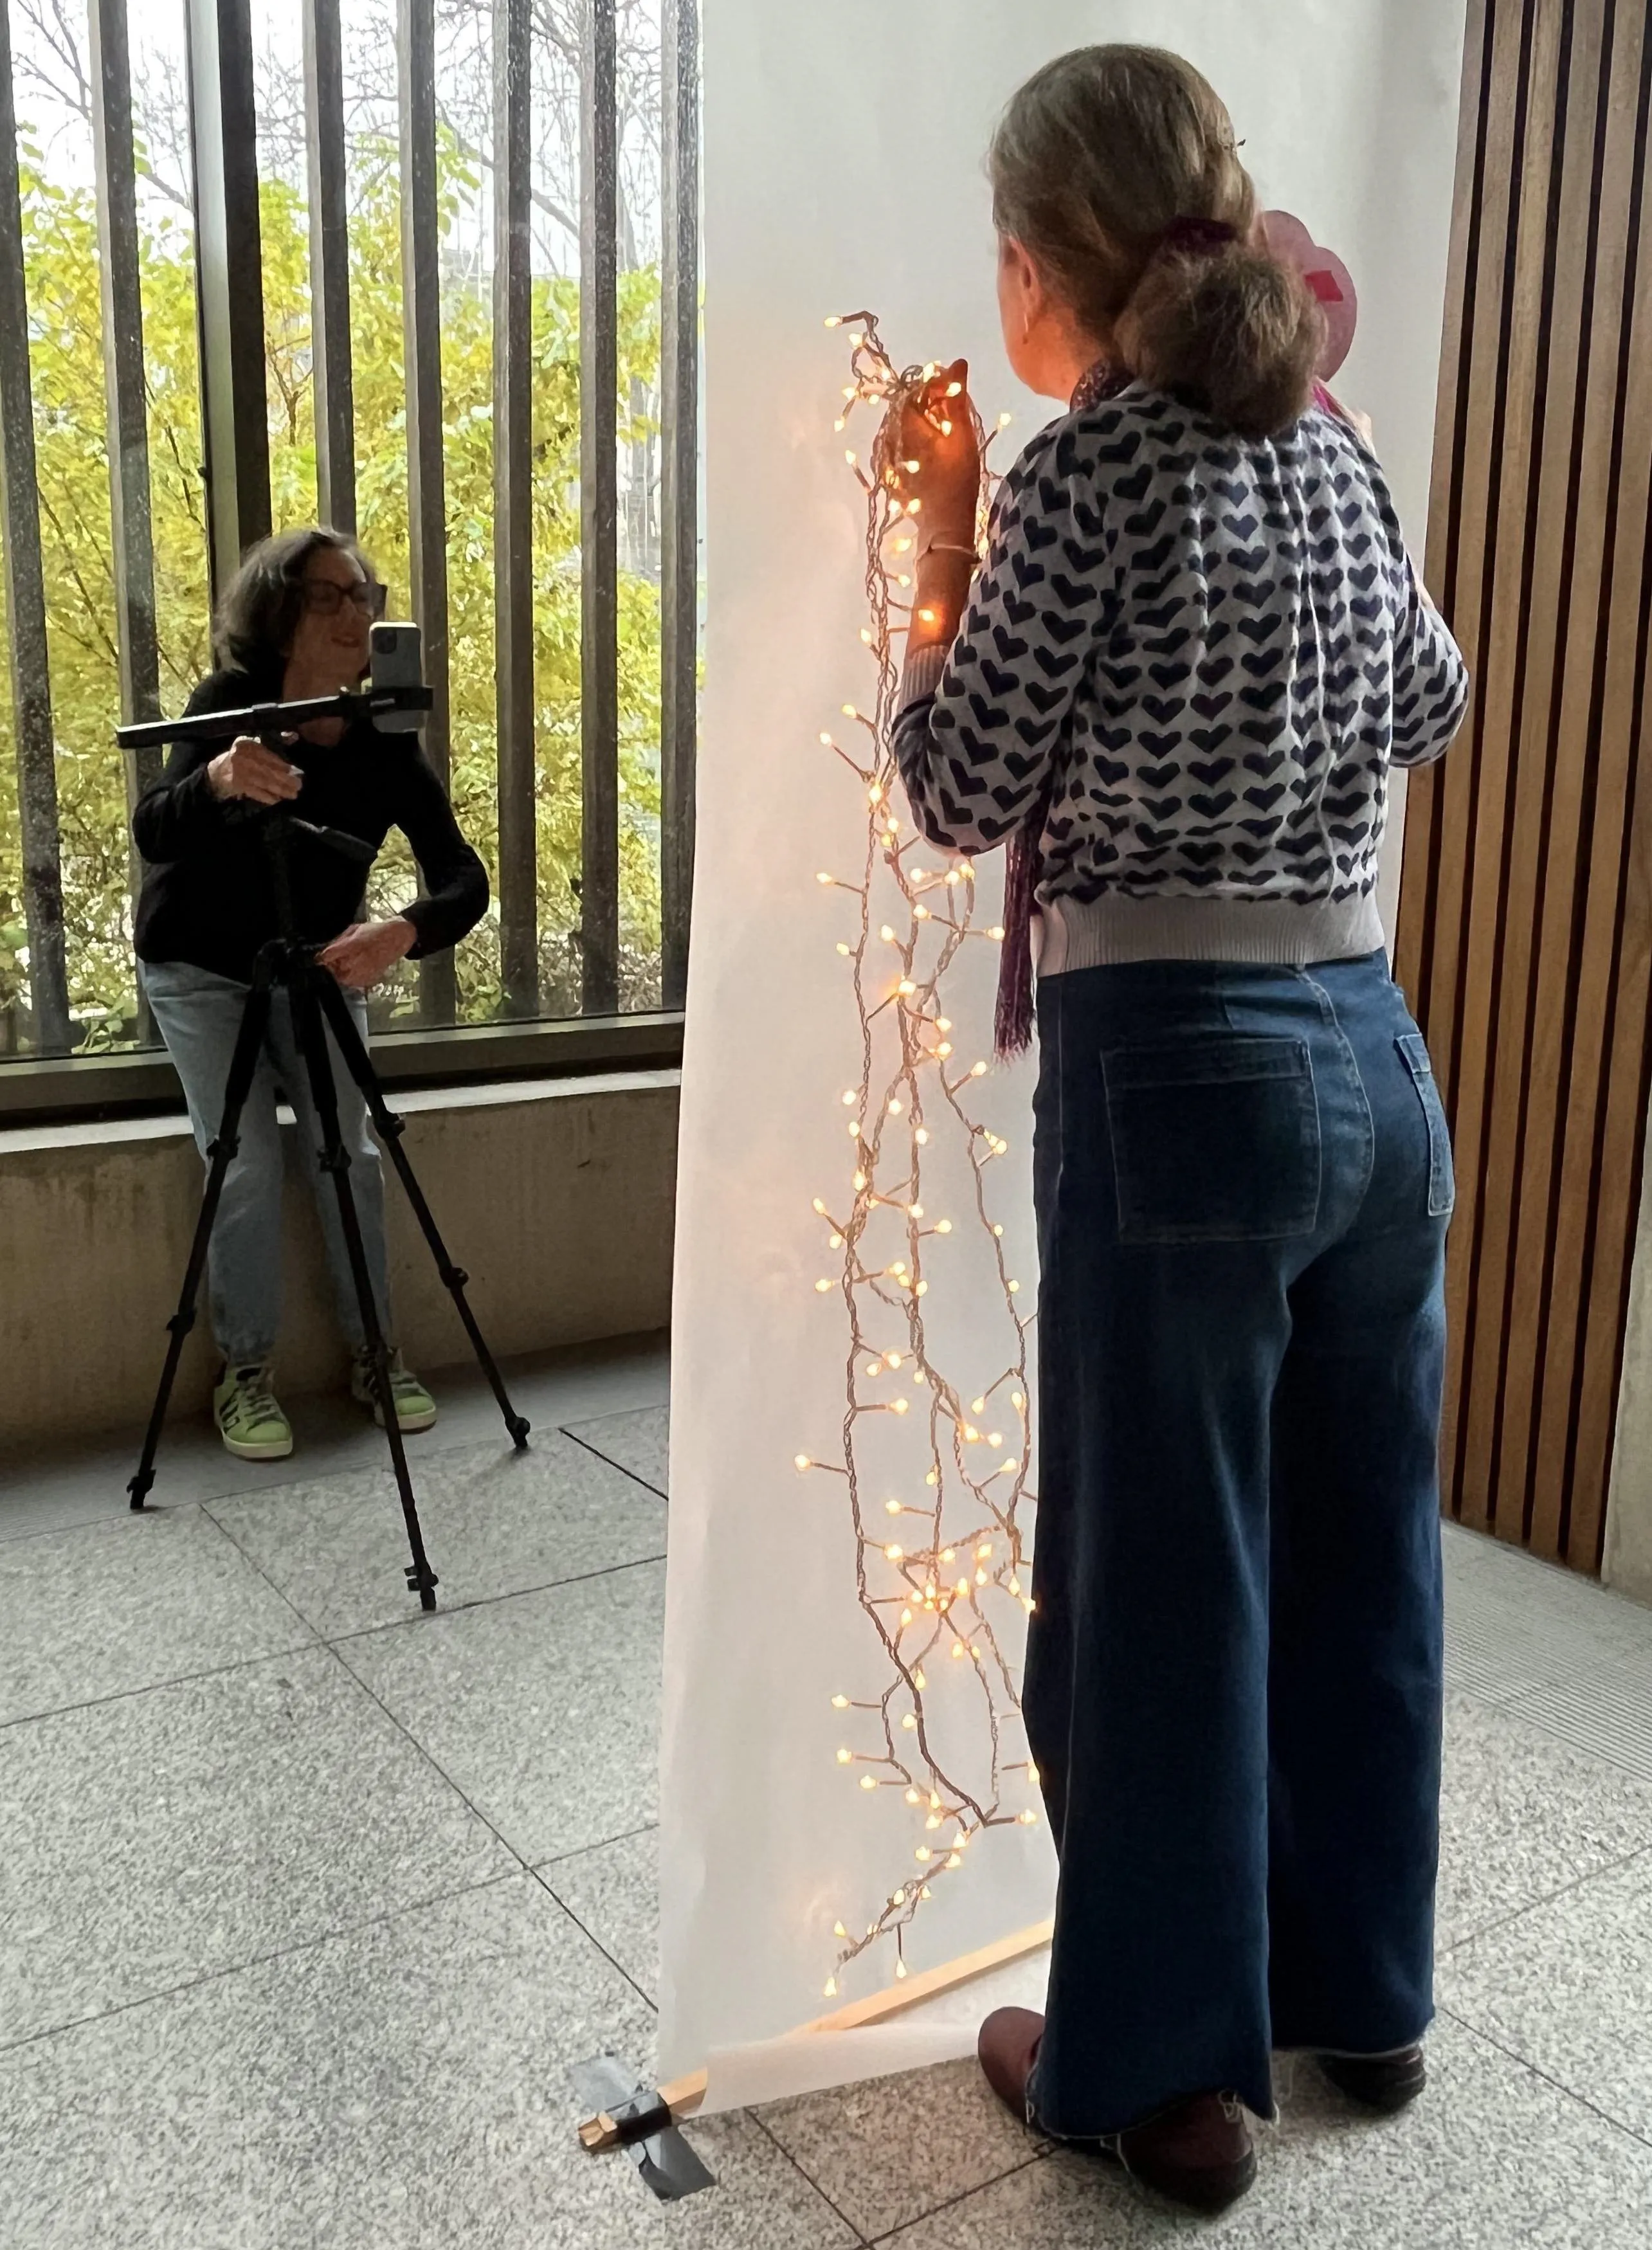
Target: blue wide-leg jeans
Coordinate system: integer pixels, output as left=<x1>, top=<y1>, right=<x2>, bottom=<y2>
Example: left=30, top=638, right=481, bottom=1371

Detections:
left=1024, top=949, right=1451, bottom=2138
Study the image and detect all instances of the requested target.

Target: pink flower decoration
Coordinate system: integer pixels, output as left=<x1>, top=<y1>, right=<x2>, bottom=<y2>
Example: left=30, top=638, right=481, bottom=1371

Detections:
left=1262, top=210, right=1357, bottom=380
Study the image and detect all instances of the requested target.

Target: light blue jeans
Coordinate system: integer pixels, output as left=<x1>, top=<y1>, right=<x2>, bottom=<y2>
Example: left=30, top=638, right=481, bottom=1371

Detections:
left=142, top=959, right=393, bottom=1367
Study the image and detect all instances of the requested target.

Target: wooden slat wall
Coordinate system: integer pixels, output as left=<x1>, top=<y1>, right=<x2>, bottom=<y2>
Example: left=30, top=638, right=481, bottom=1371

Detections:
left=1395, top=0, right=1652, bottom=1574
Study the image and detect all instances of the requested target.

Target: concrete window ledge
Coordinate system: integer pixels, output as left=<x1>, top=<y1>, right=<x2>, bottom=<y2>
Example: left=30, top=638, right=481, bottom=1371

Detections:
left=0, top=1071, right=680, bottom=1454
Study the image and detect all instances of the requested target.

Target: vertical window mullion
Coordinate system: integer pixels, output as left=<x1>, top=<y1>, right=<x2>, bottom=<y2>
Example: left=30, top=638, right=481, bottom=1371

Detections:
left=660, top=0, right=698, bottom=1014
left=0, top=0, right=70, bottom=1055
left=579, top=0, right=619, bottom=1018
left=302, top=0, right=355, bottom=534
left=495, top=0, right=537, bottom=1017
left=397, top=0, right=457, bottom=1026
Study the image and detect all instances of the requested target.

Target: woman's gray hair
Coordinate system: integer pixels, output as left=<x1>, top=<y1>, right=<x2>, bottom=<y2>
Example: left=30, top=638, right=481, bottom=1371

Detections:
left=212, top=525, right=379, bottom=674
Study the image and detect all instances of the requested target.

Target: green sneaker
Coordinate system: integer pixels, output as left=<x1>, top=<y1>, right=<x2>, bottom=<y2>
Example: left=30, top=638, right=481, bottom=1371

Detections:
left=350, top=1348, right=438, bottom=1433
left=213, top=1363, right=294, bottom=1461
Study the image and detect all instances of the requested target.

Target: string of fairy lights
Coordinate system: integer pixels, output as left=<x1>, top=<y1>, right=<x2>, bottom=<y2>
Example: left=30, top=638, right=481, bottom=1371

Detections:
left=797, top=314, right=1039, bottom=1999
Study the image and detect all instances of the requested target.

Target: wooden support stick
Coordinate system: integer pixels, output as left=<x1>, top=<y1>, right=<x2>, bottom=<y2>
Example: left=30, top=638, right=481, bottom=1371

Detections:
left=578, top=1918, right=1053, bottom=2152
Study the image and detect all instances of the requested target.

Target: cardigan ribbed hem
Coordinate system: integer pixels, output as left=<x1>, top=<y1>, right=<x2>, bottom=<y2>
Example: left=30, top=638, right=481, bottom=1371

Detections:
left=1035, top=891, right=1386, bottom=973
left=899, top=644, right=949, bottom=706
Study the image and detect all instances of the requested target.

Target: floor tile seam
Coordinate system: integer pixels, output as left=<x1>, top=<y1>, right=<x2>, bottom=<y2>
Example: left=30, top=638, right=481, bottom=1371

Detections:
left=1433, top=2002, right=1652, bottom=2157
left=1437, top=1838, right=1652, bottom=1962
left=525, top=1862, right=660, bottom=2019
left=0, top=1628, right=324, bottom=1737
left=320, top=1549, right=667, bottom=1650
left=0, top=1864, right=527, bottom=2062
left=557, top=1427, right=669, bottom=1501
left=532, top=1821, right=658, bottom=1871
left=743, top=2107, right=880, bottom=2247
left=316, top=1638, right=538, bottom=1874
left=857, top=2151, right=1052, bottom=2245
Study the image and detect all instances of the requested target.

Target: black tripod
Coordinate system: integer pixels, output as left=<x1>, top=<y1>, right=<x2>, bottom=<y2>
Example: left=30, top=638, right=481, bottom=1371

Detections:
left=124, top=702, right=529, bottom=1611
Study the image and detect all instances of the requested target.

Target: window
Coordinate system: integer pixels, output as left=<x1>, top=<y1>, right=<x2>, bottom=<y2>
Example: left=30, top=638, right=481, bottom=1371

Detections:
left=0, top=0, right=698, bottom=1112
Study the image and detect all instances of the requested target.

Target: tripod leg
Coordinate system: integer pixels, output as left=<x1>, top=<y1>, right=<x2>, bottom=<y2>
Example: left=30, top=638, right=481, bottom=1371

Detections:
left=314, top=974, right=531, bottom=1451
left=130, top=981, right=276, bottom=1510
left=289, top=972, right=440, bottom=1611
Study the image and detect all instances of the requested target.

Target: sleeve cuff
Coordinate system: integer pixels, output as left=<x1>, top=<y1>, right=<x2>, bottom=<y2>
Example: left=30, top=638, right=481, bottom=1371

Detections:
left=899, top=643, right=949, bottom=709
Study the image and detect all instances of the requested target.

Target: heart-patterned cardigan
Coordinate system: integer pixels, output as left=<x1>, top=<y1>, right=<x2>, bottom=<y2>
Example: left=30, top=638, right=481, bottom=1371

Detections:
left=893, top=383, right=1469, bottom=1033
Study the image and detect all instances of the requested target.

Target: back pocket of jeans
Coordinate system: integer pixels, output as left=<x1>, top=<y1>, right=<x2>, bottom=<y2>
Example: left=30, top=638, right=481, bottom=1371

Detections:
left=1397, top=1033, right=1455, bottom=1219
left=1101, top=1035, right=1320, bottom=1246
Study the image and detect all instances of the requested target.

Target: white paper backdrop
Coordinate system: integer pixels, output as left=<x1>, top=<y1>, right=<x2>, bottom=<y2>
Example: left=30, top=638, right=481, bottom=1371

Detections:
left=663, top=0, right=1469, bottom=2101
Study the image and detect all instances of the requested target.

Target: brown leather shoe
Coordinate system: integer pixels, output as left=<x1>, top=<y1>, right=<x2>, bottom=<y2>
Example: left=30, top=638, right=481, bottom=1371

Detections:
left=977, top=2006, right=1044, bottom=2125
left=1316, top=2043, right=1426, bottom=2113
left=1116, top=2091, right=1257, bottom=2211
left=976, top=2010, right=1257, bottom=2213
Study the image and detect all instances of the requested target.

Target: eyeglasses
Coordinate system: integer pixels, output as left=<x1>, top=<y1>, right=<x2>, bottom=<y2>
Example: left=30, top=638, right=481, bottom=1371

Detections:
left=300, top=578, right=388, bottom=619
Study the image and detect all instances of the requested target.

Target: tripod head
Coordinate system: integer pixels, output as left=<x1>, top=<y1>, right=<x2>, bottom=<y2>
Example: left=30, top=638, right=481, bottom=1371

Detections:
left=117, top=642, right=433, bottom=944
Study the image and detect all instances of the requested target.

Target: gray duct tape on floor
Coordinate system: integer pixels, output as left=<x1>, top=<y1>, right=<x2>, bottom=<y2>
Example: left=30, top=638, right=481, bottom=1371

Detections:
left=570, top=2055, right=718, bottom=2202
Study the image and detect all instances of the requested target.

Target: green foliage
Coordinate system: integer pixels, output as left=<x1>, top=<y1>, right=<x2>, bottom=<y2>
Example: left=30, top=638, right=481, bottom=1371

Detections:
left=0, top=132, right=664, bottom=1049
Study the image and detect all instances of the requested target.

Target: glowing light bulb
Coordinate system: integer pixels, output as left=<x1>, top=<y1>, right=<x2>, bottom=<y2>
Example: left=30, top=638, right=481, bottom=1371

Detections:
left=880, top=923, right=896, bottom=942
left=860, top=1774, right=878, bottom=1791
left=1028, top=1764, right=1040, bottom=1786
left=918, top=608, right=936, bottom=625
left=988, top=1433, right=1003, bottom=1449
left=977, top=1541, right=992, bottom=1558
left=915, top=1127, right=930, bottom=1146
left=885, top=1498, right=902, bottom=1514
left=844, top=449, right=857, bottom=466
left=1012, top=1392, right=1026, bottom=1411
left=1009, top=1280, right=1021, bottom=1294
left=824, top=314, right=842, bottom=328
left=891, top=1397, right=911, bottom=1415
left=824, top=1976, right=839, bottom=1997
left=936, top=1220, right=952, bottom=1235
left=896, top=1959, right=911, bottom=1979
left=885, top=1352, right=903, bottom=1368
left=906, top=1787, right=921, bottom=1806
left=945, top=380, right=963, bottom=399
left=970, top=1060, right=988, bottom=1078
left=816, top=870, right=833, bottom=885
left=988, top=925, right=1006, bottom=941
left=976, top=1568, right=989, bottom=1586
left=837, top=1748, right=852, bottom=1765
left=972, top=1397, right=986, bottom=1415
left=997, top=410, right=1013, bottom=428
left=836, top=941, right=851, bottom=957
left=833, top=416, right=846, bottom=431
left=833, top=1919, right=848, bottom=1937
left=910, top=1202, right=923, bottom=1219
left=815, top=1278, right=833, bottom=1293
left=912, top=1669, right=926, bottom=1689
left=831, top=1694, right=849, bottom=1709
left=885, top=1544, right=904, bottom=1561
left=1019, top=1810, right=1039, bottom=1827
left=887, top=1098, right=903, bottom=1116
left=902, top=1712, right=918, bottom=1730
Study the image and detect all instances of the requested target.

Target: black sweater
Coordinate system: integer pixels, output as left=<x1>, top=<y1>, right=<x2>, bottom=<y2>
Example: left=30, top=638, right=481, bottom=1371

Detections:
left=132, top=664, right=489, bottom=981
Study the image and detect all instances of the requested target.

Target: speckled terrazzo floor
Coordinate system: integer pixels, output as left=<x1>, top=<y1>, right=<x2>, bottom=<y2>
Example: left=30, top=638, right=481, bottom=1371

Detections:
left=5, top=1339, right=1652, bottom=2247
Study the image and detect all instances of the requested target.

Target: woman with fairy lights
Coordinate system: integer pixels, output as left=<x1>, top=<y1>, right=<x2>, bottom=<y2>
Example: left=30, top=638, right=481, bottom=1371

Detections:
left=889, top=46, right=1467, bottom=2215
